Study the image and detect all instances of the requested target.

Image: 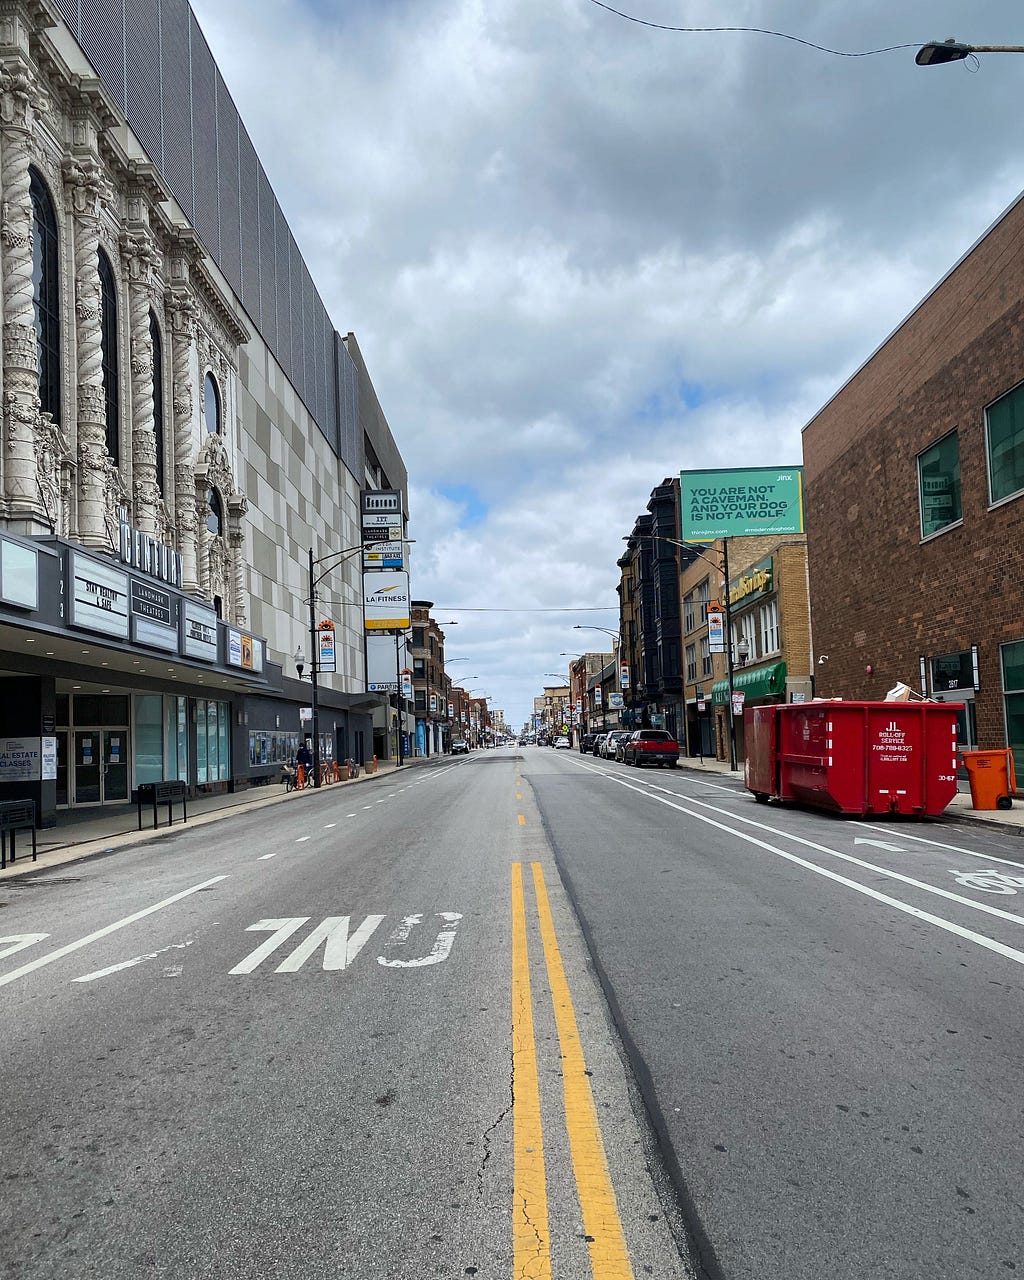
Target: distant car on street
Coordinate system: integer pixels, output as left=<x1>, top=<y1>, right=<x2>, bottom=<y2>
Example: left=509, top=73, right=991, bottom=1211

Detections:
left=554, top=735, right=571, bottom=749
left=579, top=732, right=598, bottom=754
left=451, top=739, right=469, bottom=755
left=591, top=733, right=609, bottom=756
left=602, top=730, right=631, bottom=759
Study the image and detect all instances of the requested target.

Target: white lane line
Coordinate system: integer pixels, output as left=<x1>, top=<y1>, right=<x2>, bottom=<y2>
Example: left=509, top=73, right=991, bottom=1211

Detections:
left=571, top=760, right=1024, bottom=964
left=854, top=820, right=1024, bottom=869
left=74, top=935, right=197, bottom=983
left=346, top=813, right=357, bottom=818
left=258, top=853, right=277, bottom=860
left=578, top=760, right=1024, bottom=927
left=0, top=876, right=229, bottom=989
left=296, top=836, right=311, bottom=843
left=362, top=805, right=373, bottom=810
left=325, top=823, right=337, bottom=829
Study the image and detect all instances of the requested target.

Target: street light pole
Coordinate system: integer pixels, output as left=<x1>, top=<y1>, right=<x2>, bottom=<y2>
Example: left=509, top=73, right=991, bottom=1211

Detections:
left=308, top=546, right=321, bottom=788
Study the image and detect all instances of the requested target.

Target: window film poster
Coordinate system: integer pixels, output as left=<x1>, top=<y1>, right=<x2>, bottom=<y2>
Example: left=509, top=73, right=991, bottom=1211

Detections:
left=680, top=467, right=804, bottom=540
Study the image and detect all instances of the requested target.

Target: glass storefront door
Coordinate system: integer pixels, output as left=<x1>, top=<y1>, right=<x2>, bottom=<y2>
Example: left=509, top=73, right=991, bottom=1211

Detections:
left=74, top=730, right=101, bottom=803
left=73, top=728, right=130, bottom=805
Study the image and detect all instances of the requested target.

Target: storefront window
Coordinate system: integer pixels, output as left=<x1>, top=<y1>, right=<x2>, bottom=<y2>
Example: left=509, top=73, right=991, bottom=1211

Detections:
left=166, top=696, right=187, bottom=782
left=1002, top=641, right=1024, bottom=781
left=134, top=694, right=164, bottom=784
left=218, top=702, right=229, bottom=781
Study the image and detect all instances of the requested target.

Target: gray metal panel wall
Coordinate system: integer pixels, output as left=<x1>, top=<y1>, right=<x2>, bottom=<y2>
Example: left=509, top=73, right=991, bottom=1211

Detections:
left=274, top=211, right=292, bottom=385
left=238, top=128, right=261, bottom=325
left=336, top=333, right=360, bottom=476
left=55, top=0, right=80, bottom=34
left=289, top=237, right=304, bottom=404
left=188, top=12, right=219, bottom=262
left=257, top=164, right=278, bottom=351
left=160, top=0, right=193, bottom=221
left=125, top=0, right=162, bottom=168
left=80, top=0, right=124, bottom=112
left=215, top=73, right=242, bottom=297
left=302, top=263, right=315, bottom=425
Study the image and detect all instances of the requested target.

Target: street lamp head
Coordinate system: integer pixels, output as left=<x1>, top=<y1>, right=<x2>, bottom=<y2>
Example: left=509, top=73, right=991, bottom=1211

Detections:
left=293, top=646, right=305, bottom=679
left=915, top=38, right=973, bottom=65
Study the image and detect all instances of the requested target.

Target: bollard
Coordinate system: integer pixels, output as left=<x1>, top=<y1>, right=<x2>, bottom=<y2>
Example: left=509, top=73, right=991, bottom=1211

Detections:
left=369, top=754, right=378, bottom=774
left=296, top=763, right=306, bottom=790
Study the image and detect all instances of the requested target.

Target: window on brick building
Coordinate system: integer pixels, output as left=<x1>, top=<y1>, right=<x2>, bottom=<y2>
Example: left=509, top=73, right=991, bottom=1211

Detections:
left=414, top=690, right=426, bottom=711
left=759, top=599, right=780, bottom=655
left=987, top=385, right=1024, bottom=505
left=918, top=430, right=962, bottom=537
left=700, top=635, right=712, bottom=677
left=413, top=657, right=425, bottom=678
left=412, top=627, right=425, bottom=648
left=684, top=592, right=696, bottom=634
left=685, top=643, right=697, bottom=683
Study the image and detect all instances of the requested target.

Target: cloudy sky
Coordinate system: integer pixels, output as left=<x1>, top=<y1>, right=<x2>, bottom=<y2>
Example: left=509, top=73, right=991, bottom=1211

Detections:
left=191, top=0, right=1024, bottom=728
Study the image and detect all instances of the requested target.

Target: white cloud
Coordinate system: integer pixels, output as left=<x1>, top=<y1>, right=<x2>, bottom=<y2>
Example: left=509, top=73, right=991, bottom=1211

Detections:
left=192, top=0, right=1024, bottom=725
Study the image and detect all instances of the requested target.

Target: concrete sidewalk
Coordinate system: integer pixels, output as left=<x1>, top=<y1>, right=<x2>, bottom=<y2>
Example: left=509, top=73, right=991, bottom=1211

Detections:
left=0, top=755, right=433, bottom=882
left=675, top=753, right=1024, bottom=837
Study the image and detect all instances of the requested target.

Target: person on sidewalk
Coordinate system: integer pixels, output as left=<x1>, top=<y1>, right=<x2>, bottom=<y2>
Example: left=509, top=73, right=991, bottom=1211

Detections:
left=296, top=738, right=313, bottom=788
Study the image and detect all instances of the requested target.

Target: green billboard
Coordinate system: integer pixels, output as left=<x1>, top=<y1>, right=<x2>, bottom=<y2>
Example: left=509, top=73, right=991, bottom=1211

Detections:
left=679, top=466, right=804, bottom=541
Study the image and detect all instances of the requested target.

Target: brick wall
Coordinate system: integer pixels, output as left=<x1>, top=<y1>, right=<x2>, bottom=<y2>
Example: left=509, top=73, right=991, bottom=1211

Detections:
left=803, top=195, right=1024, bottom=749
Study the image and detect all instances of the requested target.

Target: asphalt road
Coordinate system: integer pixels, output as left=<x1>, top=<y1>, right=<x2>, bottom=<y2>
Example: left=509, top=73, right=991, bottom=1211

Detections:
left=533, top=748, right=1024, bottom=1280
left=4, top=746, right=1023, bottom=1279
left=0, top=751, right=690, bottom=1280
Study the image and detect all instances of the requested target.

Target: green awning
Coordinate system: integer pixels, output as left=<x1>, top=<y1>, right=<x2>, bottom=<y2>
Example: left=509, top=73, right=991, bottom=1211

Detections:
left=711, top=662, right=787, bottom=705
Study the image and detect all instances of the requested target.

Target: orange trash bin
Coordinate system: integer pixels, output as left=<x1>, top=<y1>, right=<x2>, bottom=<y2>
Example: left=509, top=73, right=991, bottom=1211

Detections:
left=961, top=749, right=1016, bottom=811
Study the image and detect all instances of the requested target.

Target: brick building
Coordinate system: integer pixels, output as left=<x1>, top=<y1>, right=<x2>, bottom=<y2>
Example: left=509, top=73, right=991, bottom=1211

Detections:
left=410, top=601, right=453, bottom=756
left=802, top=192, right=1024, bottom=779
left=690, top=537, right=811, bottom=764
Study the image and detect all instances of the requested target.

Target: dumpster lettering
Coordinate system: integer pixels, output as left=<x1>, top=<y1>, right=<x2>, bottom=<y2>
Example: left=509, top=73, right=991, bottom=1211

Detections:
left=949, top=869, right=1024, bottom=895
left=873, top=721, right=912, bottom=763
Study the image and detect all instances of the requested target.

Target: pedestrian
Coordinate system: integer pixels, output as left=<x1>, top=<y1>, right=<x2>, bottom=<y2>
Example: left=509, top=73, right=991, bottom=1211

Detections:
left=296, top=738, right=313, bottom=786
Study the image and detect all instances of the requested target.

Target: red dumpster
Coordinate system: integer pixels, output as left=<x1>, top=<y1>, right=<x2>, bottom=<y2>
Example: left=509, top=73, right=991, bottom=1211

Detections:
left=744, top=700, right=963, bottom=818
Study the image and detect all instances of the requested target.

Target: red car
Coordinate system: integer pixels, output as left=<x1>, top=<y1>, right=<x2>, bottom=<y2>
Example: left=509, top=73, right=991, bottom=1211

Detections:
left=622, top=729, right=679, bottom=768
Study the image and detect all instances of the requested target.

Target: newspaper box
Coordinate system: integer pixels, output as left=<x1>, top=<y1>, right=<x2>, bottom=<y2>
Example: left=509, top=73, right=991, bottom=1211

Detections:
left=744, top=700, right=963, bottom=818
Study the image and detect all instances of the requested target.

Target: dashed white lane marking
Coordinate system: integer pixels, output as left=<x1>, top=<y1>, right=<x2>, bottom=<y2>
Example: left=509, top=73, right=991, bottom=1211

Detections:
left=0, top=876, right=229, bottom=989
left=347, top=813, right=357, bottom=817
left=325, top=823, right=337, bottom=829
left=362, top=805, right=373, bottom=810
left=258, top=853, right=277, bottom=860
left=296, top=836, right=311, bottom=843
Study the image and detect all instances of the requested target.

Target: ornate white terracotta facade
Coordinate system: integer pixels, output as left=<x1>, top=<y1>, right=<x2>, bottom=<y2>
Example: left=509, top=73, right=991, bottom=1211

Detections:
left=0, top=2, right=250, bottom=622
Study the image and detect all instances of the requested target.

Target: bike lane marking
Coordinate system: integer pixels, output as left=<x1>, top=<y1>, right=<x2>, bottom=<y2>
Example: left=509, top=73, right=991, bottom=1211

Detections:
left=574, top=758, right=1024, bottom=928
left=511, top=862, right=552, bottom=1278
left=570, top=759, right=1024, bottom=966
left=0, top=876, right=229, bottom=989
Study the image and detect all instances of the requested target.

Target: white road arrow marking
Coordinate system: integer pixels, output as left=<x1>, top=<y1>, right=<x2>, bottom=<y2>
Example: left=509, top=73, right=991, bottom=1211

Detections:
left=853, top=838, right=905, bottom=852
left=0, top=933, right=48, bottom=962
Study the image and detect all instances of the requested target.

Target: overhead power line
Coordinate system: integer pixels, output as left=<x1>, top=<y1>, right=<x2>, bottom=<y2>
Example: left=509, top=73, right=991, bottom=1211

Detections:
left=586, top=1, right=918, bottom=57
left=434, top=606, right=618, bottom=613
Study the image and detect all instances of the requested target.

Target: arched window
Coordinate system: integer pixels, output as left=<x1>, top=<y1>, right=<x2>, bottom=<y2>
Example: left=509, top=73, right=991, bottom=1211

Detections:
left=204, top=372, right=221, bottom=434
left=30, top=168, right=61, bottom=425
left=206, top=486, right=223, bottom=536
left=98, top=248, right=119, bottom=462
left=150, top=312, right=165, bottom=495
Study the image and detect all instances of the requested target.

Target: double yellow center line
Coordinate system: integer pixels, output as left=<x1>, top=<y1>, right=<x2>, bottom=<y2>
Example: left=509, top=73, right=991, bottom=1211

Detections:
left=511, top=861, right=634, bottom=1279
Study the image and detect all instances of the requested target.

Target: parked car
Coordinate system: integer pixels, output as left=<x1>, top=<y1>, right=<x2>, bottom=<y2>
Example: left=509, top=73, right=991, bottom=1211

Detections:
left=451, top=739, right=469, bottom=755
left=622, top=729, right=680, bottom=768
left=579, top=732, right=598, bottom=755
left=591, top=733, right=609, bottom=756
left=602, top=730, right=631, bottom=759
left=554, top=735, right=571, bottom=749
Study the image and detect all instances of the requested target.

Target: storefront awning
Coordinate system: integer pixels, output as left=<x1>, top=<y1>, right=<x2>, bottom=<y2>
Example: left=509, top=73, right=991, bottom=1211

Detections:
left=711, top=661, right=787, bottom=705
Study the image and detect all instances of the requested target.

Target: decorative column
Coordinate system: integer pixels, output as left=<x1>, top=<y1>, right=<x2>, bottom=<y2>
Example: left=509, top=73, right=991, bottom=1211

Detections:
left=122, top=227, right=160, bottom=532
left=228, top=493, right=249, bottom=625
left=168, top=289, right=199, bottom=591
left=0, top=60, right=46, bottom=525
left=64, top=150, right=109, bottom=548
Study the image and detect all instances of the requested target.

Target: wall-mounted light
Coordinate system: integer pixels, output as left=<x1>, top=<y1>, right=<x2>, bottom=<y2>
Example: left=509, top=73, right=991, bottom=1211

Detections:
left=817, top=655, right=829, bottom=666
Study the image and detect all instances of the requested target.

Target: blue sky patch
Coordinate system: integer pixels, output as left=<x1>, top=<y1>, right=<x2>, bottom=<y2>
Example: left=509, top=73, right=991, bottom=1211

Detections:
left=439, top=485, right=489, bottom=528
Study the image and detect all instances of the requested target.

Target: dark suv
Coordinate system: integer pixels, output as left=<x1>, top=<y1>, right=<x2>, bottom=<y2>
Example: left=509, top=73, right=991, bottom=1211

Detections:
left=622, top=730, right=680, bottom=768
left=579, top=733, right=598, bottom=754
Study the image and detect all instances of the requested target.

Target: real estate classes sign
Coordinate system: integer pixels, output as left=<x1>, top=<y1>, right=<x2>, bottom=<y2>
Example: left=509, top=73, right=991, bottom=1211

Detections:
left=679, top=466, right=804, bottom=541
